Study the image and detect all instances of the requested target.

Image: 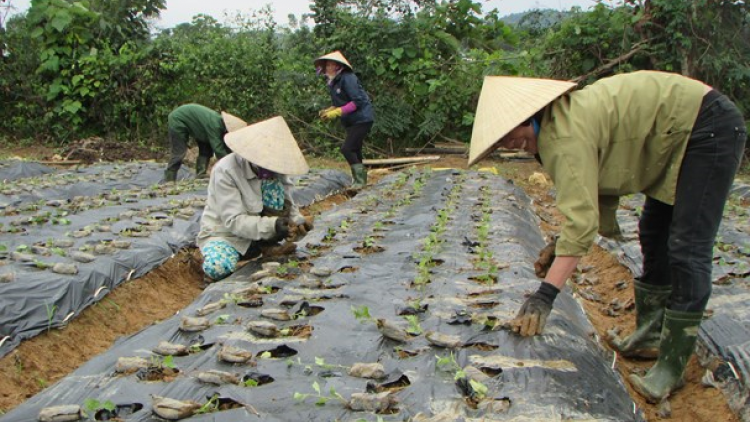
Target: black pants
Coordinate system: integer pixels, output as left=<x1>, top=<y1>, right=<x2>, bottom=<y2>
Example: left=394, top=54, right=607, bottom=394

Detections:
left=341, top=122, right=373, bottom=165
left=166, top=128, right=214, bottom=173
left=639, top=91, right=747, bottom=312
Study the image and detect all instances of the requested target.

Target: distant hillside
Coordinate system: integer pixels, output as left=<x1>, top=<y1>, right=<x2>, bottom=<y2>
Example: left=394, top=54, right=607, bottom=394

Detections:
left=500, top=8, right=570, bottom=28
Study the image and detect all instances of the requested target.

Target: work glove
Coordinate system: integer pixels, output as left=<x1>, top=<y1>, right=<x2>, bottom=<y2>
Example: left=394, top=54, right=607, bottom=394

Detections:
left=319, top=107, right=342, bottom=121
left=285, top=216, right=315, bottom=242
left=534, top=236, right=557, bottom=278
left=274, top=217, right=291, bottom=240
left=303, top=215, right=314, bottom=231
left=510, top=282, right=560, bottom=337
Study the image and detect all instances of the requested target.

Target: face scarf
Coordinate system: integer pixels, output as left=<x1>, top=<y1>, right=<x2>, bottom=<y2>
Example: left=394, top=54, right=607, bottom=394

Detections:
left=253, top=165, right=285, bottom=210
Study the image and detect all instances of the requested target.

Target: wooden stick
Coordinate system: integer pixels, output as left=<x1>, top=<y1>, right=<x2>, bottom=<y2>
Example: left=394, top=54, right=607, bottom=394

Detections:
left=363, top=156, right=441, bottom=166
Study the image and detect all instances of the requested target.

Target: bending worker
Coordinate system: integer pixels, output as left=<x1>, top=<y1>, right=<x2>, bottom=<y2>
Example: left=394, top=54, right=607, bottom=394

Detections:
left=164, top=103, right=247, bottom=182
left=197, top=116, right=312, bottom=281
left=315, top=51, right=375, bottom=189
left=468, top=70, right=746, bottom=402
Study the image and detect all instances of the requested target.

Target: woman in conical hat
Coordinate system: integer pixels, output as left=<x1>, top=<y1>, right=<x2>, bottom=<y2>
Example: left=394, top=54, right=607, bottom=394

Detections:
left=163, top=103, right=248, bottom=182
left=196, top=116, right=313, bottom=281
left=470, top=71, right=746, bottom=402
left=314, top=50, right=375, bottom=189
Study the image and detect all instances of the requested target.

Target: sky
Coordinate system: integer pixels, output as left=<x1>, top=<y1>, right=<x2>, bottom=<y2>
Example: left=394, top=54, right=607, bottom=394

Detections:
left=4, top=0, right=602, bottom=29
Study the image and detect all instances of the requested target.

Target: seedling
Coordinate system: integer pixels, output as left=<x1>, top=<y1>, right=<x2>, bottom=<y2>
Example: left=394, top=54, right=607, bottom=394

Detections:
left=149, top=355, right=176, bottom=369
left=83, top=398, right=116, bottom=417
left=323, top=227, right=336, bottom=242
left=293, top=381, right=346, bottom=406
left=403, top=315, right=423, bottom=336
left=195, top=394, right=220, bottom=415
left=214, top=314, right=231, bottom=324
left=436, top=352, right=461, bottom=373
left=363, top=236, right=376, bottom=248
left=50, top=247, right=66, bottom=257
left=221, top=293, right=244, bottom=305
left=44, top=302, right=57, bottom=333
left=351, top=305, right=374, bottom=323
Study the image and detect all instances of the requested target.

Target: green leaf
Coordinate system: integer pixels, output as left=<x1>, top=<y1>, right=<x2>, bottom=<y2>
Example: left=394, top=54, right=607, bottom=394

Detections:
left=469, top=379, right=488, bottom=398
left=30, top=27, right=44, bottom=38
left=62, top=101, right=82, bottom=114
left=50, top=11, right=74, bottom=32
left=312, top=381, right=321, bottom=395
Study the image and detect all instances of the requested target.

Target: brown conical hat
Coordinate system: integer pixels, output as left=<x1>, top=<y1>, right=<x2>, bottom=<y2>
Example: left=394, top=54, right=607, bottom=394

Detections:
left=314, top=50, right=353, bottom=71
left=221, top=111, right=248, bottom=133
left=468, top=76, right=576, bottom=166
left=224, top=116, right=309, bottom=175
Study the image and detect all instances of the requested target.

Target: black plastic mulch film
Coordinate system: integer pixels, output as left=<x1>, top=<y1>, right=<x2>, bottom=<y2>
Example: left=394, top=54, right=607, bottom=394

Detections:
left=1, top=164, right=648, bottom=422
left=0, top=162, right=349, bottom=358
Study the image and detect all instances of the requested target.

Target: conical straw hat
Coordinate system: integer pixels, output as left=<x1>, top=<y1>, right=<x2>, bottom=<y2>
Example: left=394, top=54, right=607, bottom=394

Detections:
left=314, top=50, right=353, bottom=71
left=468, top=76, right=576, bottom=166
left=224, top=116, right=309, bottom=175
left=221, top=111, right=248, bottom=133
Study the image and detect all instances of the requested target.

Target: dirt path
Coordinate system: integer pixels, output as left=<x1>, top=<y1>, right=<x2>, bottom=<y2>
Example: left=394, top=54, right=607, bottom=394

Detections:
left=0, top=150, right=739, bottom=421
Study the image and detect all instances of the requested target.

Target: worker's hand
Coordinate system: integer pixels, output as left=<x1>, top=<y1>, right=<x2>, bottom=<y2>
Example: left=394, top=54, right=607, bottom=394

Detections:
left=320, top=107, right=342, bottom=121
left=274, top=217, right=291, bottom=240
left=318, top=107, right=335, bottom=118
left=510, top=282, right=559, bottom=337
left=534, top=236, right=557, bottom=278
left=303, top=215, right=314, bottom=232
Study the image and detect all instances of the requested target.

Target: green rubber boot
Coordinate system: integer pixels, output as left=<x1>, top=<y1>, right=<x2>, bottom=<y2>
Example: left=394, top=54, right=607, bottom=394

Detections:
left=163, top=168, right=177, bottom=183
left=195, top=156, right=210, bottom=179
left=351, top=163, right=367, bottom=189
left=610, top=280, right=671, bottom=358
left=629, top=309, right=703, bottom=403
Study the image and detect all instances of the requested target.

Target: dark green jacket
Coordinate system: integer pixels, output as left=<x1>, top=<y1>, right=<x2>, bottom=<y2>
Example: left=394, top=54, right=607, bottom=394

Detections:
left=168, top=104, right=230, bottom=157
left=538, top=71, right=707, bottom=256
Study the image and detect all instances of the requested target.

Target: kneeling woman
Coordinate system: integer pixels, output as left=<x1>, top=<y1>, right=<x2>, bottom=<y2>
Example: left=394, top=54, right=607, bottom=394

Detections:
left=197, top=116, right=310, bottom=281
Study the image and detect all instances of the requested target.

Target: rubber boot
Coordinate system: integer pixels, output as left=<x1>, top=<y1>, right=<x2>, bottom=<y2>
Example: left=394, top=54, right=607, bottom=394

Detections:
left=351, top=163, right=367, bottom=189
left=629, top=309, right=703, bottom=403
left=163, top=168, right=177, bottom=183
left=609, top=280, right=671, bottom=358
left=195, top=156, right=210, bottom=179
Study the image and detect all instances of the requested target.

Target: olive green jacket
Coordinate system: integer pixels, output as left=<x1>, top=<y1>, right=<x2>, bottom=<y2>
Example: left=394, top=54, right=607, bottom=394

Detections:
left=168, top=104, right=231, bottom=158
left=538, top=71, right=706, bottom=256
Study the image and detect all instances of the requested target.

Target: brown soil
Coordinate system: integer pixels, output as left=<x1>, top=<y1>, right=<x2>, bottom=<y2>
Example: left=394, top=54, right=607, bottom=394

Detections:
left=0, top=145, right=738, bottom=421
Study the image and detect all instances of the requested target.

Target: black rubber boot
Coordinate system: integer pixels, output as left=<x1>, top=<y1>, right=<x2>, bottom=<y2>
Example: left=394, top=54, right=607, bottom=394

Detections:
left=195, top=156, right=210, bottom=179
left=351, top=163, right=367, bottom=189
left=609, top=280, right=671, bottom=358
left=629, top=309, right=703, bottom=403
left=163, top=168, right=177, bottom=183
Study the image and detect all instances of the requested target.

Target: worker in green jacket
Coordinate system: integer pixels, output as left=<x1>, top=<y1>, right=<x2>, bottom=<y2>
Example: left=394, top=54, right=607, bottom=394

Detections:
left=164, top=104, right=247, bottom=182
left=468, top=71, right=747, bottom=403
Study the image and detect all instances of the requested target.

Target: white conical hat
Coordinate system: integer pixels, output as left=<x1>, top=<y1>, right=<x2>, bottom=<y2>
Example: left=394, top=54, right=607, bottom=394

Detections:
left=314, top=50, right=353, bottom=71
left=221, top=111, right=248, bottom=133
left=468, top=76, right=576, bottom=166
left=224, top=116, right=309, bottom=175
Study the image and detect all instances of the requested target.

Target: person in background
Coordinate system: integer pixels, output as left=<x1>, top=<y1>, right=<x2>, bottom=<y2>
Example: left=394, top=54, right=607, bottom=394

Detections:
left=197, top=116, right=313, bottom=281
left=468, top=71, right=746, bottom=402
left=315, top=50, right=375, bottom=189
left=164, top=103, right=247, bottom=182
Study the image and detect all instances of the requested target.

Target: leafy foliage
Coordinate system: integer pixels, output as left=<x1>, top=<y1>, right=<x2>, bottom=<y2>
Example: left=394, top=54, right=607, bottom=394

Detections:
left=0, top=0, right=747, bottom=152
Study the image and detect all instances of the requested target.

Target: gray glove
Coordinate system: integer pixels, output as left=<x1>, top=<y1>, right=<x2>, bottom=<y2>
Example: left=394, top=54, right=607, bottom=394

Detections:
left=510, top=282, right=560, bottom=336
